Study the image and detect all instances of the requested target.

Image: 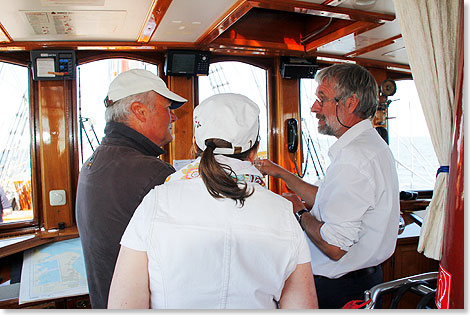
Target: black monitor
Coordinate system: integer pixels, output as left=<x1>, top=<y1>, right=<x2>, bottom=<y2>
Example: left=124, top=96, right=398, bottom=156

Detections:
left=164, top=50, right=210, bottom=76
left=280, top=56, right=318, bottom=79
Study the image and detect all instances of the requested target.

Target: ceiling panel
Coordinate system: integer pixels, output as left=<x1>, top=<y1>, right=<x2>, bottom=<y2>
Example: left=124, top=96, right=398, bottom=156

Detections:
left=316, top=18, right=401, bottom=55
left=358, top=37, right=408, bottom=65
left=296, top=0, right=395, bottom=14
left=0, top=0, right=153, bottom=41
left=151, top=0, right=239, bottom=42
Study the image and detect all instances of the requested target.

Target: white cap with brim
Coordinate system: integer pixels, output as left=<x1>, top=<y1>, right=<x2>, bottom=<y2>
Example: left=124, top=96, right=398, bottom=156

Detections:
left=194, top=93, right=260, bottom=155
left=104, top=69, right=187, bottom=109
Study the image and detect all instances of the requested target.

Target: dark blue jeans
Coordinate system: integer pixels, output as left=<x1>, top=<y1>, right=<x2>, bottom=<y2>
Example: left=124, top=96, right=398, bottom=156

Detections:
left=314, top=265, right=383, bottom=309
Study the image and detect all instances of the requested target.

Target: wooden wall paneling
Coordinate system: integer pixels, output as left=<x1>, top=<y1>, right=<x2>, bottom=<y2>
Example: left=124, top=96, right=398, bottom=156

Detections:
left=29, top=72, right=41, bottom=227
left=381, top=236, right=439, bottom=308
left=270, top=57, right=301, bottom=195
left=37, top=80, right=74, bottom=230
left=137, top=0, right=173, bottom=43
left=69, top=77, right=79, bottom=224
left=167, top=76, right=196, bottom=163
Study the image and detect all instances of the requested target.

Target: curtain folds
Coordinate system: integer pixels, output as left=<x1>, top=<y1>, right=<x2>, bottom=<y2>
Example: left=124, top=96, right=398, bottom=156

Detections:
left=393, top=0, right=461, bottom=260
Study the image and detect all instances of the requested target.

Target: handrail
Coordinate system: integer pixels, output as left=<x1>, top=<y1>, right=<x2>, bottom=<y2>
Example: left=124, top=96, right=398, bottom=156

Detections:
left=363, top=272, right=438, bottom=309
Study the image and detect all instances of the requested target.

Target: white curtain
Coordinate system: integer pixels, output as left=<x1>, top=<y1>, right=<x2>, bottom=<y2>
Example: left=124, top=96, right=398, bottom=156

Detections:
left=393, top=0, right=461, bottom=260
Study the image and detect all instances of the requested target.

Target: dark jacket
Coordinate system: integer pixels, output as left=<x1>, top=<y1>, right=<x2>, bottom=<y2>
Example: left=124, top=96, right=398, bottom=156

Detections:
left=76, top=121, right=175, bottom=309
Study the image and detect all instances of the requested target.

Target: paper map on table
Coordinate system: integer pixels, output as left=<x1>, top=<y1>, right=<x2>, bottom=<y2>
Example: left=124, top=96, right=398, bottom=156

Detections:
left=19, top=237, right=88, bottom=304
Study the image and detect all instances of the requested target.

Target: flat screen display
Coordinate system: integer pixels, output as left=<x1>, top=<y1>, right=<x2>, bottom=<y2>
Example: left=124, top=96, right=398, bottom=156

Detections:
left=172, top=54, right=195, bottom=73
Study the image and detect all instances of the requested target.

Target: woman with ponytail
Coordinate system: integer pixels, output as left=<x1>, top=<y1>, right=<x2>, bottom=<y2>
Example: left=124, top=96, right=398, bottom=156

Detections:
left=108, top=93, right=318, bottom=309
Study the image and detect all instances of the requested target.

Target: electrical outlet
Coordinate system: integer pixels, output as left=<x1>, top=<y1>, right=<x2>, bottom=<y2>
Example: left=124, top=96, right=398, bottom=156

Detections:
left=49, top=190, right=66, bottom=206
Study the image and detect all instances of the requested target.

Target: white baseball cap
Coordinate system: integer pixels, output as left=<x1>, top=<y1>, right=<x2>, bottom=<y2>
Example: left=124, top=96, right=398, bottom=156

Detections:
left=194, top=93, right=260, bottom=155
left=104, top=69, right=187, bottom=109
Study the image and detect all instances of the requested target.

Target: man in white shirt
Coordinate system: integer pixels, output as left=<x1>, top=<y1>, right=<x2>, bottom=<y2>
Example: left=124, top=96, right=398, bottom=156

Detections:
left=255, top=63, right=400, bottom=308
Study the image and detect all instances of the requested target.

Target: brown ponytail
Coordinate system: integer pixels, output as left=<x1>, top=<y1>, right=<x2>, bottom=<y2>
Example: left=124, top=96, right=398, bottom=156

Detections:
left=198, top=138, right=258, bottom=207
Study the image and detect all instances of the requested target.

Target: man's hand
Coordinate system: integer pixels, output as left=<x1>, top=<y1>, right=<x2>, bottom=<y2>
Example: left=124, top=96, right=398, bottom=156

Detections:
left=281, top=192, right=306, bottom=213
left=253, top=159, right=286, bottom=178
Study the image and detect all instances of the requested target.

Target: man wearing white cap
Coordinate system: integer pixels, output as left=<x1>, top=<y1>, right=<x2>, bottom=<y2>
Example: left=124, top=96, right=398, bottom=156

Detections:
left=76, top=69, right=187, bottom=309
left=108, top=93, right=318, bottom=309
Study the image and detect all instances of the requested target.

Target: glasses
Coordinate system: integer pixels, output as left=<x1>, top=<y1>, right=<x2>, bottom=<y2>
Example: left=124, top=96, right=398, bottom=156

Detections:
left=313, top=94, right=340, bottom=108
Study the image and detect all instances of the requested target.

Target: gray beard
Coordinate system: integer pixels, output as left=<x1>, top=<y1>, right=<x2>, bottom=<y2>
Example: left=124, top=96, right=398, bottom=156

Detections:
left=318, top=121, right=336, bottom=136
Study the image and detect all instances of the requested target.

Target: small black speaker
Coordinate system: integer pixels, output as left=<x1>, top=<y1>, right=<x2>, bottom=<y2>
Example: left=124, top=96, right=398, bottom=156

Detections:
left=280, top=57, right=318, bottom=79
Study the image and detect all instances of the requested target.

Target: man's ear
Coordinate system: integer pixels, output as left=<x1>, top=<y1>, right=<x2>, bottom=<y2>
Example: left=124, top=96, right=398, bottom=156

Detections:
left=130, top=102, right=148, bottom=122
left=345, top=94, right=360, bottom=113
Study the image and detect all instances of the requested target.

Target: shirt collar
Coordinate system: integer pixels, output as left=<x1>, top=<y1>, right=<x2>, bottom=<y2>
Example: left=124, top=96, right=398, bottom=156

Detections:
left=165, top=155, right=264, bottom=184
left=328, top=119, right=373, bottom=161
left=102, top=121, right=166, bottom=157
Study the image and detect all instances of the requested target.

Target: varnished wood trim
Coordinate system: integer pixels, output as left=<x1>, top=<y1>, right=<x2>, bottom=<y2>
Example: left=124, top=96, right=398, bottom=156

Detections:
left=0, top=228, right=78, bottom=259
left=345, top=34, right=402, bottom=57
left=0, top=53, right=29, bottom=67
left=213, top=37, right=305, bottom=52
left=137, top=0, right=173, bottom=43
left=249, top=0, right=395, bottom=23
left=0, top=22, right=12, bottom=43
left=400, top=200, right=431, bottom=212
left=314, top=52, right=410, bottom=71
left=0, top=41, right=197, bottom=51
left=196, top=0, right=253, bottom=46
left=37, top=80, right=74, bottom=229
left=269, top=57, right=301, bottom=194
left=75, top=51, right=164, bottom=66
left=305, top=20, right=376, bottom=52
left=321, top=0, right=345, bottom=5
left=353, top=57, right=410, bottom=70
left=166, top=76, right=196, bottom=162
left=209, top=54, right=273, bottom=70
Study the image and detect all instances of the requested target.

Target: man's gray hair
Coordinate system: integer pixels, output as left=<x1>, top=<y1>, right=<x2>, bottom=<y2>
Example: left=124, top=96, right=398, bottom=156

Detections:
left=315, top=63, right=378, bottom=119
left=105, top=91, right=156, bottom=123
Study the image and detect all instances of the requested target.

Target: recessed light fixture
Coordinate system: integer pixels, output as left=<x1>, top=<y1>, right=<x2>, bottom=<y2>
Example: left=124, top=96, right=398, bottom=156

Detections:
left=172, top=20, right=182, bottom=24
left=353, top=0, right=377, bottom=10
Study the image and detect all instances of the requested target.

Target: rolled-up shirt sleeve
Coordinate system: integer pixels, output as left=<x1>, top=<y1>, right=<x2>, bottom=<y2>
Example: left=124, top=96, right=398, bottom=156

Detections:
left=317, top=163, right=375, bottom=252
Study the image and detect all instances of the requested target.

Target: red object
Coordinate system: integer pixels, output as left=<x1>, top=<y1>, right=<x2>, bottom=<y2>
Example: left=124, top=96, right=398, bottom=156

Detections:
left=439, top=3, right=464, bottom=308
left=436, top=264, right=452, bottom=309
left=342, top=299, right=371, bottom=309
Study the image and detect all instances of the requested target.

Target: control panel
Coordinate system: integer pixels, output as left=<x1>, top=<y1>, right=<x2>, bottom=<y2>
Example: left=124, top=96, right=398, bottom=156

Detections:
left=31, top=50, right=76, bottom=81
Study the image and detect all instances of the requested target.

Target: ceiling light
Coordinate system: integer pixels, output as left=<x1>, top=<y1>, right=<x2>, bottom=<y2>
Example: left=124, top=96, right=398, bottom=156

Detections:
left=353, top=0, right=377, bottom=10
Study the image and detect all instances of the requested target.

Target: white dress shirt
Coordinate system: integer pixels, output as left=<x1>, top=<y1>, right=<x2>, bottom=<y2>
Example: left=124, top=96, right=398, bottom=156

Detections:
left=308, top=119, right=400, bottom=278
left=121, top=155, right=311, bottom=309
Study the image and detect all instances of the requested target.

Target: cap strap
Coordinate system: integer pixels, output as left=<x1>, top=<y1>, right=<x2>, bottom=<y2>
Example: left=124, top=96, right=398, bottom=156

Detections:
left=205, top=141, right=217, bottom=150
left=104, top=96, right=115, bottom=107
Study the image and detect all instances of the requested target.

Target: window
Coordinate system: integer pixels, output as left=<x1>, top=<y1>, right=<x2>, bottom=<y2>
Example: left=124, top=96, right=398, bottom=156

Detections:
left=77, top=59, right=158, bottom=165
left=0, top=62, right=33, bottom=225
left=388, top=80, right=439, bottom=191
left=299, top=78, right=333, bottom=184
left=198, top=61, right=268, bottom=160
left=299, top=78, right=439, bottom=191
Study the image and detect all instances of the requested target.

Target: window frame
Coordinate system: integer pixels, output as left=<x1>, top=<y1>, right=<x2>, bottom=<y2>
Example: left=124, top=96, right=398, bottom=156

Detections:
left=0, top=58, right=39, bottom=235
left=0, top=52, right=166, bottom=255
left=197, top=57, right=272, bottom=161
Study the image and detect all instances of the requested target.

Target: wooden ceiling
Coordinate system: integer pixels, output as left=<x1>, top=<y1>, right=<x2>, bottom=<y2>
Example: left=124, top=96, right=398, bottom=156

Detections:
left=0, top=0, right=409, bottom=69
